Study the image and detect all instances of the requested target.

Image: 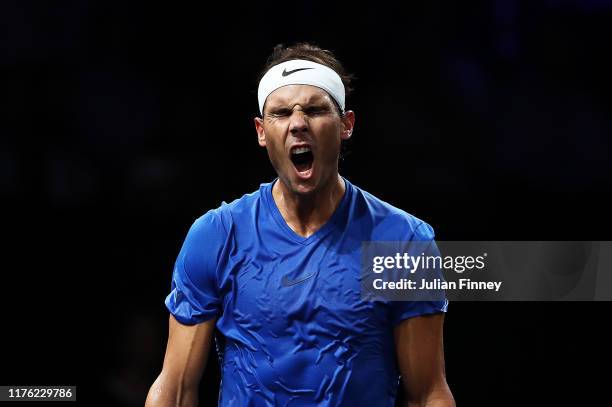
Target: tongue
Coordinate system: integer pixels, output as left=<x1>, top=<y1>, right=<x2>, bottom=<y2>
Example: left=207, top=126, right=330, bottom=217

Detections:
left=295, top=160, right=312, bottom=173
left=292, top=152, right=313, bottom=173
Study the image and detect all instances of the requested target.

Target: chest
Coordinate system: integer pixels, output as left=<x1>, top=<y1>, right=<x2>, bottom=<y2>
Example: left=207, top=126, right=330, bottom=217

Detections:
left=219, top=243, right=389, bottom=340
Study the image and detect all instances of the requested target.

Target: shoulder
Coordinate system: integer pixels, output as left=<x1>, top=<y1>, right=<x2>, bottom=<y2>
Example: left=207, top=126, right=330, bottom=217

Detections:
left=348, top=180, right=435, bottom=241
left=191, top=182, right=271, bottom=234
left=178, top=184, right=269, bottom=272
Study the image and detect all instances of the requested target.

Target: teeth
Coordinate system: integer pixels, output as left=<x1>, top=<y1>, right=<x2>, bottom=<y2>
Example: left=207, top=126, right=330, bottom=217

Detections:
left=292, top=147, right=311, bottom=155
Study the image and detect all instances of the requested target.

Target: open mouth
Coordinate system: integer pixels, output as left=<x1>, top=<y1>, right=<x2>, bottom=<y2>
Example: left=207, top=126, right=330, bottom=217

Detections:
left=290, top=146, right=314, bottom=174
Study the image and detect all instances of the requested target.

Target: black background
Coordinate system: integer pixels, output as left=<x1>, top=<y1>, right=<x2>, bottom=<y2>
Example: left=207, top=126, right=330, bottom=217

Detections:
left=2, top=1, right=612, bottom=406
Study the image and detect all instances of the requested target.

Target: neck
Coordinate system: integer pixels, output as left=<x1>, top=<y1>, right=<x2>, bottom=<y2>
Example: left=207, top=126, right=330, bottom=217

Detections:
left=272, top=175, right=346, bottom=238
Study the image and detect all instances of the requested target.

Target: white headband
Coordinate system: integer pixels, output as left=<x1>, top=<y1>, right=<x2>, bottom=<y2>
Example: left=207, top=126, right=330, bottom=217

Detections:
left=257, top=59, right=345, bottom=115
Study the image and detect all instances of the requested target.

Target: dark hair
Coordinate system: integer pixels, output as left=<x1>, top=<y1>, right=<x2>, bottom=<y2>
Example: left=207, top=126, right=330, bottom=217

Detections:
left=259, top=42, right=355, bottom=115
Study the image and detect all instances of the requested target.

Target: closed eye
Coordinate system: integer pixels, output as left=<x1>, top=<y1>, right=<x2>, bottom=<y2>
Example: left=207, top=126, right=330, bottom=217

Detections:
left=304, top=106, right=330, bottom=115
left=268, top=108, right=292, bottom=117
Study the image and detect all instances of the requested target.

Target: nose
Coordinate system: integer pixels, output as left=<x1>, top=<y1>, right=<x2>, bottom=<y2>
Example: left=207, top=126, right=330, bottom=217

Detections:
left=289, top=109, right=308, bottom=135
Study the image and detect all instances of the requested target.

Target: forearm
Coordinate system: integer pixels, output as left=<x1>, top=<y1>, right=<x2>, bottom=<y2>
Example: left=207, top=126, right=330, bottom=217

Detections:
left=404, top=388, right=456, bottom=407
left=145, top=373, right=199, bottom=407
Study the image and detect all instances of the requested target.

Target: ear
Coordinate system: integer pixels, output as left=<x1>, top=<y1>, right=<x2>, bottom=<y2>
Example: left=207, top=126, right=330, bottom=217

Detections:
left=340, top=110, right=355, bottom=141
left=254, top=116, right=266, bottom=147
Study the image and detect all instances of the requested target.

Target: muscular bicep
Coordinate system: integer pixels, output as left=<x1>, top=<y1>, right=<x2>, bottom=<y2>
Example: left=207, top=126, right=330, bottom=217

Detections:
left=163, top=314, right=216, bottom=387
left=394, top=313, right=454, bottom=406
left=146, top=315, right=216, bottom=406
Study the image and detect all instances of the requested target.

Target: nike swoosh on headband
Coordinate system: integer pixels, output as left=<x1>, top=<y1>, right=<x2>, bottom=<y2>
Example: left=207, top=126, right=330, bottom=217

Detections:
left=282, top=67, right=315, bottom=77
left=258, top=60, right=345, bottom=114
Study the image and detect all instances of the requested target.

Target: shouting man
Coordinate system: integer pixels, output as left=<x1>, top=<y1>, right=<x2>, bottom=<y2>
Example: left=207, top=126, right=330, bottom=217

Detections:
left=146, top=43, right=454, bottom=407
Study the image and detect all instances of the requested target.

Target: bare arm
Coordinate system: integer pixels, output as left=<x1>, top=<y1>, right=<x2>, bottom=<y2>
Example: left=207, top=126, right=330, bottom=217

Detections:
left=394, top=313, right=455, bottom=407
left=145, top=314, right=216, bottom=407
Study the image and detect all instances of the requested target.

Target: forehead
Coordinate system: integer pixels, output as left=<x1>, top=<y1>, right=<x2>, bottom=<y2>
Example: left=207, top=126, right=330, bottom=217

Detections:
left=265, top=84, right=335, bottom=108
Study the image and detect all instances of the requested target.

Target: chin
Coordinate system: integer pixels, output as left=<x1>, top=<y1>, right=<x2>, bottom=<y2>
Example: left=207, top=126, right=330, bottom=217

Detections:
left=290, top=182, right=318, bottom=196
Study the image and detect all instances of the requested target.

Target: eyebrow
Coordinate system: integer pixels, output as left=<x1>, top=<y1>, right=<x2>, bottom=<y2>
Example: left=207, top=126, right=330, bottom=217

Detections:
left=267, top=101, right=331, bottom=114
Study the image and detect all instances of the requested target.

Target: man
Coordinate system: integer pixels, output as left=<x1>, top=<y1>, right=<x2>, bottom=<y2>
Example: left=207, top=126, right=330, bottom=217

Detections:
left=146, top=43, right=455, bottom=407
